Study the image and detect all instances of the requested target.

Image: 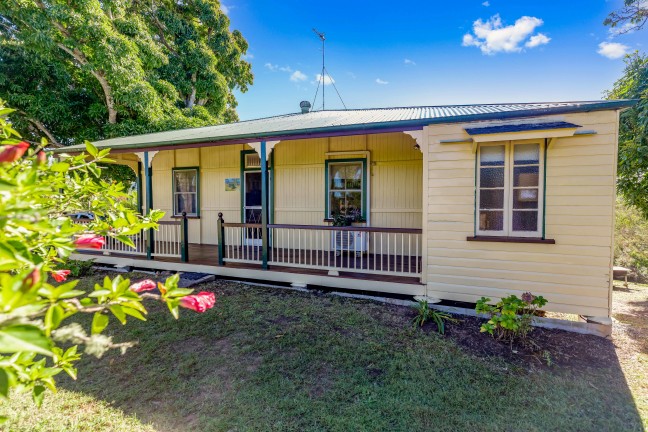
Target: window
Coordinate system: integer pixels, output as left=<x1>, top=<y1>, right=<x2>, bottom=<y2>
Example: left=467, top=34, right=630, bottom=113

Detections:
left=477, top=142, right=543, bottom=237
left=173, top=168, right=199, bottom=217
left=326, top=160, right=366, bottom=218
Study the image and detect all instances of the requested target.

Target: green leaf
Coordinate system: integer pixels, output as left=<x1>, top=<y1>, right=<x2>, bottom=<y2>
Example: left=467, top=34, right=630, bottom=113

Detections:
left=88, top=289, right=111, bottom=298
left=122, top=307, right=146, bottom=321
left=32, top=385, right=46, bottom=408
left=85, top=141, right=98, bottom=157
left=0, top=325, right=53, bottom=356
left=0, top=369, right=8, bottom=398
left=50, top=162, right=70, bottom=172
left=109, top=305, right=127, bottom=324
left=91, top=313, right=109, bottom=335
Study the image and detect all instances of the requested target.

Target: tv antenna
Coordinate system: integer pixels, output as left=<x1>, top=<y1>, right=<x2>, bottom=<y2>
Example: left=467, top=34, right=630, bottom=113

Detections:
left=311, top=28, right=346, bottom=111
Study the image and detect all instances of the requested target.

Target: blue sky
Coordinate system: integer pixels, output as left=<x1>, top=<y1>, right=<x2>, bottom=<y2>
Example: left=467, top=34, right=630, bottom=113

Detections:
left=225, top=1, right=645, bottom=120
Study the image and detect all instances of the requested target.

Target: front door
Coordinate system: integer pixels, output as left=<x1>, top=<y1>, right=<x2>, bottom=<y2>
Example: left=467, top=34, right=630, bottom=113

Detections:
left=244, top=171, right=262, bottom=246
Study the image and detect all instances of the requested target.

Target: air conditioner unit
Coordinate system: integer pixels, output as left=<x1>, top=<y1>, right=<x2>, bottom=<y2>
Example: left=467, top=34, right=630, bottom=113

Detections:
left=331, top=230, right=368, bottom=256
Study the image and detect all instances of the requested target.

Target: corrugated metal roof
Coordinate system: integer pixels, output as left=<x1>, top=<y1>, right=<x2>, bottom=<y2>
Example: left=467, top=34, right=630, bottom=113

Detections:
left=464, top=121, right=581, bottom=135
left=54, top=100, right=635, bottom=153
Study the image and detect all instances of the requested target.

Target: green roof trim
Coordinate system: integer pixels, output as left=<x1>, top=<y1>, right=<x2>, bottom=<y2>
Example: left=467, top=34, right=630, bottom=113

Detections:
left=52, top=100, right=637, bottom=154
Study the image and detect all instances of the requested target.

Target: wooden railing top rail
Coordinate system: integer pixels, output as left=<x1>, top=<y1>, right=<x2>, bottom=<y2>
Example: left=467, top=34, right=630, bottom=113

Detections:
left=223, top=222, right=263, bottom=228
left=268, top=223, right=422, bottom=234
left=158, top=220, right=182, bottom=226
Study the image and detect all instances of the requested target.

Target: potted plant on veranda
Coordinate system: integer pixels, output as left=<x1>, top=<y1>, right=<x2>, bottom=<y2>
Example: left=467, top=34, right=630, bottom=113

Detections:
left=330, top=209, right=366, bottom=256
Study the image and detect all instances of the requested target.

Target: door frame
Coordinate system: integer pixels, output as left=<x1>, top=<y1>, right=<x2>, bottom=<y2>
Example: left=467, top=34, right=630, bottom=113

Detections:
left=240, top=149, right=274, bottom=219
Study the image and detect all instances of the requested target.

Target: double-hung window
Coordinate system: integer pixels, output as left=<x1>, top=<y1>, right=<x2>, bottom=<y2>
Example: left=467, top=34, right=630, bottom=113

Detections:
left=173, top=168, right=199, bottom=217
left=326, top=160, right=366, bottom=219
left=477, top=142, right=544, bottom=237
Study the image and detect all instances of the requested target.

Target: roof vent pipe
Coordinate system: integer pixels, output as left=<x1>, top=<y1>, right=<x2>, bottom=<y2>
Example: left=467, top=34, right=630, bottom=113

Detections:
left=300, top=101, right=312, bottom=114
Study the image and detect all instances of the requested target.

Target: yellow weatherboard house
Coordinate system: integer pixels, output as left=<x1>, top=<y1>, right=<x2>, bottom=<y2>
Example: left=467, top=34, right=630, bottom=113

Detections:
left=55, top=100, right=635, bottom=329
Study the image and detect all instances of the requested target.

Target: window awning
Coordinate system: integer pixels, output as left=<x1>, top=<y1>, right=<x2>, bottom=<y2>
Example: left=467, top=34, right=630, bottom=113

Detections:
left=464, top=121, right=582, bottom=143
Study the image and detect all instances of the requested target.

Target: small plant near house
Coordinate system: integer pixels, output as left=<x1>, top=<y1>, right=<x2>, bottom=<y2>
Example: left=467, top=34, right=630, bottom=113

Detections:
left=476, top=293, right=548, bottom=344
left=55, top=258, right=95, bottom=278
left=412, top=300, right=456, bottom=334
left=331, top=209, right=365, bottom=227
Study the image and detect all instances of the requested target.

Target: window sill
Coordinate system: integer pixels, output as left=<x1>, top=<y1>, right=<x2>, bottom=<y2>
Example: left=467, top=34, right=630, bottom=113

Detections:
left=467, top=236, right=555, bottom=244
left=172, top=215, right=200, bottom=219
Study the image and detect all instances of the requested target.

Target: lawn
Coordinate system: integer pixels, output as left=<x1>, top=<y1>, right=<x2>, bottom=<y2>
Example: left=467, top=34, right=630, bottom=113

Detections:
left=1, top=272, right=646, bottom=431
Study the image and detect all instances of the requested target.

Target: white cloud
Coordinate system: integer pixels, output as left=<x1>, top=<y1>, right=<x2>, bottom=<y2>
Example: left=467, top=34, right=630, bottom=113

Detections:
left=347, top=72, right=357, bottom=79
left=265, top=63, right=292, bottom=73
left=597, top=41, right=629, bottom=59
left=482, top=1, right=490, bottom=6
left=525, top=33, right=551, bottom=48
left=404, top=58, right=416, bottom=65
left=290, top=70, right=307, bottom=82
left=375, top=78, right=389, bottom=85
left=608, top=22, right=636, bottom=37
left=315, top=74, right=335, bottom=85
left=242, top=53, right=254, bottom=60
left=462, top=14, right=549, bottom=54
left=221, top=4, right=231, bottom=15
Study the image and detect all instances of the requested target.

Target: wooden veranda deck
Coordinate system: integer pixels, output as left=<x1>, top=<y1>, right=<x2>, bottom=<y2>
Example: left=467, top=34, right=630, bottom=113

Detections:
left=82, top=243, right=423, bottom=286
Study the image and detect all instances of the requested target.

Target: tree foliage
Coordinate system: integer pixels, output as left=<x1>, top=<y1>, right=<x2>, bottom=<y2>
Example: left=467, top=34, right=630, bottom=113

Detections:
left=0, top=0, right=253, bottom=145
left=606, top=53, right=648, bottom=217
left=0, top=103, right=215, bottom=422
left=604, top=0, right=648, bottom=33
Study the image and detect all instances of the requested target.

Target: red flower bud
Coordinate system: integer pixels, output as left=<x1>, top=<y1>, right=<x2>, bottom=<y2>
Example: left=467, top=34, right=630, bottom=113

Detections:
left=51, top=270, right=71, bottom=282
left=74, top=234, right=105, bottom=249
left=0, top=141, right=30, bottom=163
left=130, top=279, right=157, bottom=293
left=36, top=151, right=47, bottom=165
left=179, top=291, right=216, bottom=313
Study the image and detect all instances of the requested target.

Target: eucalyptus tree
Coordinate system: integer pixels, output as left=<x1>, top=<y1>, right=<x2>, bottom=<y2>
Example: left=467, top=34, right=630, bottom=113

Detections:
left=0, top=0, right=252, bottom=144
left=606, top=53, right=648, bottom=217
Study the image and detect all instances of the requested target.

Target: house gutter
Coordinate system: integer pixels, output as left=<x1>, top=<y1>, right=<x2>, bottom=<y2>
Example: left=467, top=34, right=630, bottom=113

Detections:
left=52, top=100, right=638, bottom=154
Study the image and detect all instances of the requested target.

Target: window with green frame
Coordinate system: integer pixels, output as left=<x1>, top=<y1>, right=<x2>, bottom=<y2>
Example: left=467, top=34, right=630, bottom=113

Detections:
left=172, top=167, right=199, bottom=216
left=325, top=159, right=366, bottom=219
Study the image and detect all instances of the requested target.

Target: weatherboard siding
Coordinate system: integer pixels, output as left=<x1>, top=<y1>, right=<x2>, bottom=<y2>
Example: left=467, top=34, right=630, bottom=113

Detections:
left=273, top=133, right=423, bottom=230
left=148, top=133, right=422, bottom=245
left=424, top=111, right=618, bottom=317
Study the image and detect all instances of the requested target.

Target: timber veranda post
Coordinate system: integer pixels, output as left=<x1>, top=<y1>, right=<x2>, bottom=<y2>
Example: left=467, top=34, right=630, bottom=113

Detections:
left=217, top=212, right=225, bottom=266
left=181, top=212, right=189, bottom=263
left=260, top=140, right=269, bottom=270
left=144, top=151, right=154, bottom=260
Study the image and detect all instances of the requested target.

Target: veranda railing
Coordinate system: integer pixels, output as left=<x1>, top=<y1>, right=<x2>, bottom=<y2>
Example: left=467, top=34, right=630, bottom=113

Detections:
left=75, top=213, right=189, bottom=262
left=217, top=214, right=422, bottom=277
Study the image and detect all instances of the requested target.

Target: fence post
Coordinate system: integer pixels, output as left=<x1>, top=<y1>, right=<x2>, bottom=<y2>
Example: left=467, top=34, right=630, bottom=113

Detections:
left=181, top=212, right=189, bottom=263
left=217, top=212, right=225, bottom=266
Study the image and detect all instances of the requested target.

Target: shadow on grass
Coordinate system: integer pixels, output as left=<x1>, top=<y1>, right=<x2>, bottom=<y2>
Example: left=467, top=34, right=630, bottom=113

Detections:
left=56, top=279, right=643, bottom=432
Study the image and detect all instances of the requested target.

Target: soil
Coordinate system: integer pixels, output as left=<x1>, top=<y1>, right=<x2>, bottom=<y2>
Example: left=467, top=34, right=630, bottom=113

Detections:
left=406, top=281, right=648, bottom=372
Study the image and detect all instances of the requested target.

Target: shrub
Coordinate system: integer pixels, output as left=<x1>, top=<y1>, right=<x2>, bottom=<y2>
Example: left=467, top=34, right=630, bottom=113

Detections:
left=412, top=301, right=456, bottom=334
left=615, top=198, right=648, bottom=282
left=0, top=102, right=216, bottom=419
left=476, top=293, right=547, bottom=344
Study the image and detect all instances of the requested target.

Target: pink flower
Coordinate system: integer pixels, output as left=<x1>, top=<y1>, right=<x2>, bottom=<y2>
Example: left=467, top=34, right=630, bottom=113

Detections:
left=0, top=141, right=30, bottom=163
left=130, top=279, right=157, bottom=293
left=74, top=234, right=105, bottom=249
left=180, top=292, right=216, bottom=313
left=36, top=151, right=47, bottom=165
left=24, top=268, right=41, bottom=289
left=51, top=270, right=71, bottom=282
